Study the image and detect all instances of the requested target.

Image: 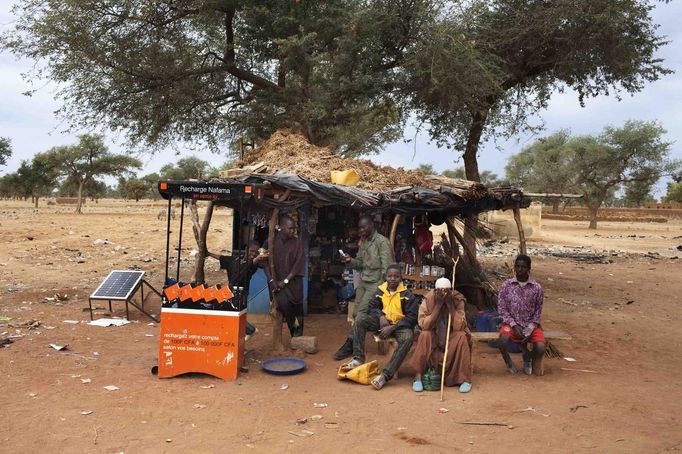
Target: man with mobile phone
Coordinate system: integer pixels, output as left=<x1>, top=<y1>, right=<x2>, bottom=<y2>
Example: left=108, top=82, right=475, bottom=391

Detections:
left=334, top=214, right=392, bottom=360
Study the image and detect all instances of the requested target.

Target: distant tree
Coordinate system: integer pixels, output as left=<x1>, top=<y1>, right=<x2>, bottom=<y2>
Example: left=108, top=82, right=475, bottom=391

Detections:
left=123, top=179, right=149, bottom=202
left=59, top=176, right=107, bottom=201
left=141, top=172, right=161, bottom=199
left=505, top=131, right=578, bottom=213
left=16, top=153, right=60, bottom=207
left=443, top=166, right=503, bottom=187
left=622, top=171, right=658, bottom=207
left=0, top=137, right=11, bottom=167
left=417, top=163, right=436, bottom=175
left=159, top=157, right=212, bottom=181
left=44, top=134, right=142, bottom=213
left=571, top=121, right=675, bottom=229
left=0, top=173, right=23, bottom=199
left=663, top=182, right=682, bottom=203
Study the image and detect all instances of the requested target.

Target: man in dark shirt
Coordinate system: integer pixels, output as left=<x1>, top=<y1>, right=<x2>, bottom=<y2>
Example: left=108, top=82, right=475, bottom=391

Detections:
left=207, top=240, right=268, bottom=336
left=269, top=215, right=306, bottom=337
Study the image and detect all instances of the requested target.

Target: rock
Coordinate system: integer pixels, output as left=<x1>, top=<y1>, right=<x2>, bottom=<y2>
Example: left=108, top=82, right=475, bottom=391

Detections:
left=289, top=336, right=318, bottom=354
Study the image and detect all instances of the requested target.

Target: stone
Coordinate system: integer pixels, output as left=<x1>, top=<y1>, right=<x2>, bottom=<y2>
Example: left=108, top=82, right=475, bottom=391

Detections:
left=289, top=336, right=318, bottom=354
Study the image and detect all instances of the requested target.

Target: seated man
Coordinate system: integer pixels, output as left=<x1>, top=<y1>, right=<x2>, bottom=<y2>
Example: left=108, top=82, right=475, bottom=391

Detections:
left=341, top=264, right=418, bottom=390
left=207, top=240, right=269, bottom=338
left=498, top=254, right=546, bottom=375
left=409, top=277, right=472, bottom=393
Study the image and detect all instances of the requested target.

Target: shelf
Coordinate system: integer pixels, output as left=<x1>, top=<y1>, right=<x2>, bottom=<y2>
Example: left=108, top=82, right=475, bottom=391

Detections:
left=403, top=274, right=439, bottom=282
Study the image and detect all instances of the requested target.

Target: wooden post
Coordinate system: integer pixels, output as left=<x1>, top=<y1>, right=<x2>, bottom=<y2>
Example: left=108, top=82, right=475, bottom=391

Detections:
left=189, top=200, right=215, bottom=283
left=512, top=205, right=527, bottom=256
left=267, top=190, right=291, bottom=351
left=389, top=213, right=401, bottom=258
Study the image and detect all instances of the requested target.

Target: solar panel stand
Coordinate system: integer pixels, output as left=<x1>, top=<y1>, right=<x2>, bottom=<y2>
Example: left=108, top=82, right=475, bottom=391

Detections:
left=89, top=271, right=161, bottom=322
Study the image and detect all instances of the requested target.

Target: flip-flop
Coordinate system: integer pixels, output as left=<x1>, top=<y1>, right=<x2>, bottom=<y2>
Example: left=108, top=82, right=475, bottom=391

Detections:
left=459, top=382, right=472, bottom=393
left=412, top=379, right=424, bottom=392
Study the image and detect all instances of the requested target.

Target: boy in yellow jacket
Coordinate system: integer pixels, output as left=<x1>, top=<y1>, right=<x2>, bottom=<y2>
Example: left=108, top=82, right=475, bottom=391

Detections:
left=341, top=264, right=418, bottom=389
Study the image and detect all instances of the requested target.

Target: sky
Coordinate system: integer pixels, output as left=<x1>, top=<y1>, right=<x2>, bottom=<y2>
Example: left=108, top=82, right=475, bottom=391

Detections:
left=1, top=2, right=681, bottom=198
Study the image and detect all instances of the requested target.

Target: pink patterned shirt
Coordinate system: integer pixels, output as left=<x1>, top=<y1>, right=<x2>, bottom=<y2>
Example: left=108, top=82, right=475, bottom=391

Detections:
left=498, top=277, right=544, bottom=330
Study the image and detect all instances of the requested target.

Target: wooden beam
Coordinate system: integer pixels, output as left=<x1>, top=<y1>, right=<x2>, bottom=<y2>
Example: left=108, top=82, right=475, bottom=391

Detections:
left=523, top=192, right=583, bottom=198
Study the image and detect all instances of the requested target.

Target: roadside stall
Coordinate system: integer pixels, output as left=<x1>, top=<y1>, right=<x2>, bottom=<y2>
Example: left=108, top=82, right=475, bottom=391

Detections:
left=156, top=180, right=264, bottom=381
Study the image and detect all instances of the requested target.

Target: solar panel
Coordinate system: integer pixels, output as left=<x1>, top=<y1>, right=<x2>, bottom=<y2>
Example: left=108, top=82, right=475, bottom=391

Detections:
left=90, top=270, right=145, bottom=300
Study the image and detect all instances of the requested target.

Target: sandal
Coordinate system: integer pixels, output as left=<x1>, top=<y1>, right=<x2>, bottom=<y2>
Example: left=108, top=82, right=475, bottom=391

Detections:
left=371, top=373, right=388, bottom=390
left=412, top=379, right=424, bottom=393
left=341, top=358, right=362, bottom=370
left=459, top=382, right=472, bottom=393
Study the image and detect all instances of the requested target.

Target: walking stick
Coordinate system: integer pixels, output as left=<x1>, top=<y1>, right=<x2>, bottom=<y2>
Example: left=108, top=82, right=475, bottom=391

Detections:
left=440, top=312, right=452, bottom=402
left=440, top=256, right=460, bottom=402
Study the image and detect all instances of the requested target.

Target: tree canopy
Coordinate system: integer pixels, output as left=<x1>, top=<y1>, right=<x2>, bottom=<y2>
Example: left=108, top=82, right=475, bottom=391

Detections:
left=506, top=121, right=678, bottom=228
left=4, top=0, right=435, bottom=156
left=159, top=157, right=213, bottom=181
left=43, top=134, right=142, bottom=213
left=0, top=137, right=12, bottom=167
left=404, top=0, right=671, bottom=181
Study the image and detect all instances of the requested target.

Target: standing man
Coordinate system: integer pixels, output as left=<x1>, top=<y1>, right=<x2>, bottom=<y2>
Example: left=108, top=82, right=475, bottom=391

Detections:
left=333, top=214, right=392, bottom=359
left=498, top=254, right=546, bottom=375
left=409, top=278, right=472, bottom=393
left=206, top=240, right=269, bottom=338
left=270, top=215, right=306, bottom=338
left=341, top=265, right=418, bottom=390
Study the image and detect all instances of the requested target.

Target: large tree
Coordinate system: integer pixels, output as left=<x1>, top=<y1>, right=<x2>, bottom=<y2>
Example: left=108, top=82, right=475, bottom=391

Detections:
left=4, top=0, right=435, bottom=156
left=44, top=134, right=142, bottom=213
left=573, top=121, right=676, bottom=228
left=508, top=121, right=676, bottom=228
left=405, top=0, right=670, bottom=182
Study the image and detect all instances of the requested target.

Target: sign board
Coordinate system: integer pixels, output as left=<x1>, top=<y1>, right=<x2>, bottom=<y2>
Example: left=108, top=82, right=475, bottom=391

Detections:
left=157, top=180, right=264, bottom=202
left=158, top=308, right=246, bottom=381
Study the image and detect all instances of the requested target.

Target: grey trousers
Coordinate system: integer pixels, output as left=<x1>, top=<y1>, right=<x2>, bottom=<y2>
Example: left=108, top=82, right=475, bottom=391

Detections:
left=350, top=313, right=414, bottom=380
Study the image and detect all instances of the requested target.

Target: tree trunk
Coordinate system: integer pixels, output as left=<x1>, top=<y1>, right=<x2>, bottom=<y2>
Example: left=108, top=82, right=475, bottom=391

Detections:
left=189, top=201, right=214, bottom=283
left=461, top=111, right=488, bottom=270
left=588, top=207, right=599, bottom=229
left=513, top=206, right=527, bottom=255
left=552, top=200, right=560, bottom=214
left=34, top=194, right=39, bottom=208
left=76, top=181, right=84, bottom=214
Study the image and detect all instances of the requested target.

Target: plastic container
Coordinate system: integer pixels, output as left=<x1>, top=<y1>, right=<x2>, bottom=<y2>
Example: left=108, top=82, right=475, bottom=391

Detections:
left=475, top=311, right=489, bottom=332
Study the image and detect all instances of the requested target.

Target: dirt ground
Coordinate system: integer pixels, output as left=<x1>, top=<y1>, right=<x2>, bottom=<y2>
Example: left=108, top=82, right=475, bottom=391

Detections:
left=1, top=199, right=681, bottom=453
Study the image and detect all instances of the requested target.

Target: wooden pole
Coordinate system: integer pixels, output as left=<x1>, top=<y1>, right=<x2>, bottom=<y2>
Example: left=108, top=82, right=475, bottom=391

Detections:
left=389, top=213, right=402, bottom=256
left=512, top=205, right=527, bottom=256
left=440, top=313, right=452, bottom=402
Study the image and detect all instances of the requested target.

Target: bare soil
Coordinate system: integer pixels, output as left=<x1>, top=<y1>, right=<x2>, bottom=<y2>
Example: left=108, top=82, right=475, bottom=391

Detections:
left=1, top=200, right=681, bottom=453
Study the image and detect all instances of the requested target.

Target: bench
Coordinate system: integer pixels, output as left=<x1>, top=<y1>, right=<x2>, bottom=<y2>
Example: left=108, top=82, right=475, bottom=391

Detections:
left=372, top=330, right=572, bottom=377
left=470, top=330, right=572, bottom=376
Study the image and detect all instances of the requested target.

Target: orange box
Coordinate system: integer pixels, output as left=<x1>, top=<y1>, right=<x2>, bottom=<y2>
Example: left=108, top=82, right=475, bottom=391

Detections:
left=158, top=308, right=246, bottom=381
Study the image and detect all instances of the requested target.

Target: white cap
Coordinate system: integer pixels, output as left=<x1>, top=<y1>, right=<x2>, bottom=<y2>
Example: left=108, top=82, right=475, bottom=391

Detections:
left=435, top=277, right=451, bottom=289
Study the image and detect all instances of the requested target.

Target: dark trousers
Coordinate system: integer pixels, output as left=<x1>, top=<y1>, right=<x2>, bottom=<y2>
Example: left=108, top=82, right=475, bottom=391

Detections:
left=350, top=313, right=414, bottom=379
left=277, top=297, right=304, bottom=337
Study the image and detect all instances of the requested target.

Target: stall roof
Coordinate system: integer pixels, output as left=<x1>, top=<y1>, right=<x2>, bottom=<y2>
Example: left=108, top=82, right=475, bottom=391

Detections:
left=208, top=172, right=529, bottom=216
